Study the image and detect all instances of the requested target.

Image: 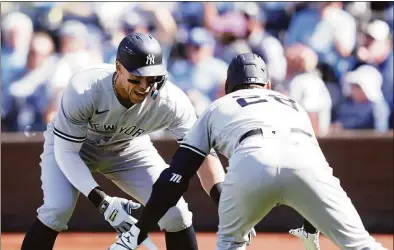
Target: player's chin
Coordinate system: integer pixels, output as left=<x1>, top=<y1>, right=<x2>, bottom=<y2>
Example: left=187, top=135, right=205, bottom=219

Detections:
left=130, top=91, right=148, bottom=103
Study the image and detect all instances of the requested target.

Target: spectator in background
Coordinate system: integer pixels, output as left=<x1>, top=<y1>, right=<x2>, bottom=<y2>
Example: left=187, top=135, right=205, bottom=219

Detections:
left=385, top=4, right=393, bottom=31
left=175, top=2, right=206, bottom=28
left=103, top=10, right=150, bottom=64
left=169, top=27, right=228, bottom=115
left=333, top=65, right=390, bottom=132
left=1, top=12, right=34, bottom=89
left=285, top=2, right=357, bottom=80
left=345, top=2, right=372, bottom=29
left=282, top=44, right=332, bottom=136
left=316, top=62, right=343, bottom=123
left=259, top=2, right=297, bottom=39
left=239, top=2, right=287, bottom=85
left=203, top=3, right=251, bottom=65
left=1, top=2, right=392, bottom=134
left=102, top=3, right=178, bottom=66
left=93, top=2, right=135, bottom=48
left=133, top=2, right=179, bottom=65
left=122, top=11, right=149, bottom=33
left=137, top=2, right=178, bottom=44
left=370, top=2, right=392, bottom=20
left=357, top=20, right=393, bottom=110
left=2, top=32, right=57, bottom=131
left=48, top=20, right=101, bottom=121
left=288, top=75, right=332, bottom=137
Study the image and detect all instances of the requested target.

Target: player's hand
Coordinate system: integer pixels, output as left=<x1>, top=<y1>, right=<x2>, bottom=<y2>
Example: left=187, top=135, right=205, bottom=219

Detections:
left=246, top=227, right=257, bottom=246
left=108, top=225, right=158, bottom=250
left=99, top=196, right=141, bottom=233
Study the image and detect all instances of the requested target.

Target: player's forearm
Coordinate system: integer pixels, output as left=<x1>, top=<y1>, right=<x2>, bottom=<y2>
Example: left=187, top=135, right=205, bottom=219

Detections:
left=197, top=154, right=225, bottom=205
left=197, top=154, right=225, bottom=195
left=136, top=167, right=190, bottom=237
left=54, top=136, right=99, bottom=197
left=137, top=147, right=204, bottom=236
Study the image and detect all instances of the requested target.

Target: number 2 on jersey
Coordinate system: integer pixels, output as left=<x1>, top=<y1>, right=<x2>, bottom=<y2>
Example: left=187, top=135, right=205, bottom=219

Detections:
left=233, top=94, right=298, bottom=111
left=233, top=95, right=267, bottom=107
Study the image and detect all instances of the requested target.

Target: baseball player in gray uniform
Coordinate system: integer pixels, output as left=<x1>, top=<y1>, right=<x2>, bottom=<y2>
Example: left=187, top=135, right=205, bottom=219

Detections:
left=21, top=33, right=227, bottom=250
left=110, top=53, right=387, bottom=250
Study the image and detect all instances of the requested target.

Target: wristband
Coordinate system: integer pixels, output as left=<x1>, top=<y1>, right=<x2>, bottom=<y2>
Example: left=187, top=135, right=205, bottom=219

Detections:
left=88, top=186, right=107, bottom=211
left=209, top=182, right=223, bottom=205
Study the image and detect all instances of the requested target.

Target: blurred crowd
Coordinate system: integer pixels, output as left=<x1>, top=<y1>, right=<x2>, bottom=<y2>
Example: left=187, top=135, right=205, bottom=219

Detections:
left=1, top=2, right=393, bottom=136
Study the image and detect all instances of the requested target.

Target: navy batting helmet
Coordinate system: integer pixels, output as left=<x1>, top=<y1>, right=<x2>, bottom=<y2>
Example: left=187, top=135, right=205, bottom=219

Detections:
left=224, top=53, right=269, bottom=94
left=117, top=33, right=167, bottom=99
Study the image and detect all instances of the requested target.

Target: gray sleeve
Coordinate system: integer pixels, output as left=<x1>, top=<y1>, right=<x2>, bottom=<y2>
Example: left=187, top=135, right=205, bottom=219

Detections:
left=167, top=89, right=198, bottom=142
left=54, top=75, right=93, bottom=143
left=181, top=107, right=212, bottom=156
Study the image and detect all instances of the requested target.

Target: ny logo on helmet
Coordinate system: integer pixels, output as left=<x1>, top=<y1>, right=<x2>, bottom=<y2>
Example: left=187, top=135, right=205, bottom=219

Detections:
left=146, top=54, right=155, bottom=65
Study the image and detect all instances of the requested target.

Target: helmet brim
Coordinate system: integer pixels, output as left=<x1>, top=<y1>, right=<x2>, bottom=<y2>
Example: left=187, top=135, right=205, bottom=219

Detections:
left=129, top=64, right=167, bottom=77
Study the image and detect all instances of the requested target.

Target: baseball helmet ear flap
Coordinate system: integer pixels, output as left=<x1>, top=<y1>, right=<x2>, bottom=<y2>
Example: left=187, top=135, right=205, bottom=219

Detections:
left=151, top=74, right=168, bottom=100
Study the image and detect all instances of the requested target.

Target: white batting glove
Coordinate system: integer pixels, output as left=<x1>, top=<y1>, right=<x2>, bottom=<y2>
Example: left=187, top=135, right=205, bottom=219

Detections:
left=246, top=228, right=257, bottom=246
left=108, top=224, right=158, bottom=250
left=99, top=196, right=141, bottom=233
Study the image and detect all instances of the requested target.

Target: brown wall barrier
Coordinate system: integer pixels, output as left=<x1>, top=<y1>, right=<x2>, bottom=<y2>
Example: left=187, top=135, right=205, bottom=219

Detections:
left=1, top=131, right=393, bottom=233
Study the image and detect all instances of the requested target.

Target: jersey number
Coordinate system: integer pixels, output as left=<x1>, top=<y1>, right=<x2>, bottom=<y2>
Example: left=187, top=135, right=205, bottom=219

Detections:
left=233, top=94, right=298, bottom=111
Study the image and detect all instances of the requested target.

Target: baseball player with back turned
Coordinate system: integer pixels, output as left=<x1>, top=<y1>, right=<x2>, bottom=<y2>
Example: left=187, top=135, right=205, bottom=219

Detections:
left=110, top=53, right=388, bottom=250
left=21, top=33, right=229, bottom=250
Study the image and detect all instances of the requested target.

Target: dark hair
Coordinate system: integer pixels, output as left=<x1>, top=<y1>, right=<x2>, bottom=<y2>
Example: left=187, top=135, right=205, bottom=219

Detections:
left=232, top=83, right=266, bottom=92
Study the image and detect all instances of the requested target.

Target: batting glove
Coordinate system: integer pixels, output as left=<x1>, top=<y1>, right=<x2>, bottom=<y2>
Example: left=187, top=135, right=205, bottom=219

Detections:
left=108, top=224, right=158, bottom=250
left=99, top=196, right=141, bottom=233
left=247, top=228, right=257, bottom=246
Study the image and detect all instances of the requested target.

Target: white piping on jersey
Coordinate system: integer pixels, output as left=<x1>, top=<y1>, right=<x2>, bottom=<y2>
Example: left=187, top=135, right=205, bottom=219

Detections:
left=180, top=144, right=206, bottom=158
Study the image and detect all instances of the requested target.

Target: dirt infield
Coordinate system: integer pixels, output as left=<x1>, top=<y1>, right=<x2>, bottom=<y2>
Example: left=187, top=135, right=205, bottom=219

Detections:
left=1, top=232, right=393, bottom=250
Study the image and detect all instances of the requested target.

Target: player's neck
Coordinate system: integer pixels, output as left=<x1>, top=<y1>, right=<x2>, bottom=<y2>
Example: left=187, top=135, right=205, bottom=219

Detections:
left=113, top=73, right=134, bottom=109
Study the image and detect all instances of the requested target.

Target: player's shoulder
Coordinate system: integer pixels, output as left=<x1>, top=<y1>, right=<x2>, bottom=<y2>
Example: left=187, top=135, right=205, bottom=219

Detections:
left=209, top=92, right=237, bottom=111
left=158, top=80, right=191, bottom=106
left=252, top=88, right=290, bottom=99
left=68, top=63, right=115, bottom=95
left=223, top=88, right=281, bottom=98
left=212, top=88, right=288, bottom=107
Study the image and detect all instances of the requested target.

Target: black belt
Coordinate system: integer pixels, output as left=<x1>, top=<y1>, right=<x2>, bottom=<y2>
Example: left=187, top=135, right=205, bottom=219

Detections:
left=239, top=128, right=312, bottom=144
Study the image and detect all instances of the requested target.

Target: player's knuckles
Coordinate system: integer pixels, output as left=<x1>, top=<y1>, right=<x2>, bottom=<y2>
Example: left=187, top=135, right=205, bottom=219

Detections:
left=127, top=215, right=138, bottom=224
left=130, top=202, right=141, bottom=209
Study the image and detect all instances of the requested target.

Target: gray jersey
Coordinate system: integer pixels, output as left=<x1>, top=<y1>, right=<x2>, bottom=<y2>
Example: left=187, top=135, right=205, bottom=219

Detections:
left=177, top=89, right=383, bottom=250
left=38, top=64, right=196, bottom=233
left=49, top=64, right=196, bottom=171
left=182, top=88, right=315, bottom=159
